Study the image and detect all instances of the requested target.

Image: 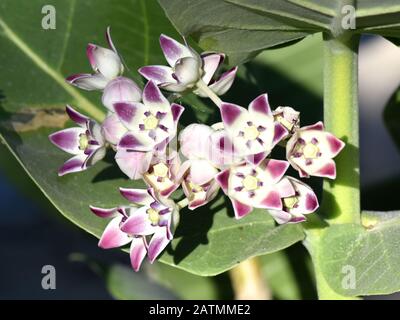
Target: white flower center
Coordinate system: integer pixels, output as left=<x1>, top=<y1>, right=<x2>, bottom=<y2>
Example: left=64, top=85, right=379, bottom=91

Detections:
left=283, top=196, right=298, bottom=209
left=242, top=175, right=258, bottom=191
left=188, top=181, right=205, bottom=201
left=147, top=208, right=160, bottom=225
left=144, top=114, right=159, bottom=130
left=303, top=143, right=319, bottom=159
left=79, top=134, right=89, bottom=150
left=243, top=125, right=259, bottom=140
left=153, top=163, right=169, bottom=178
left=276, top=115, right=294, bottom=131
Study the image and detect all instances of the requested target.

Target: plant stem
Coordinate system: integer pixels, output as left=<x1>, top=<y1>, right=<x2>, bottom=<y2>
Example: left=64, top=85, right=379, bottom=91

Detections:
left=229, top=257, right=271, bottom=300
left=321, top=33, right=360, bottom=224
left=304, top=33, right=361, bottom=300
left=196, top=79, right=223, bottom=108
left=177, top=197, right=189, bottom=209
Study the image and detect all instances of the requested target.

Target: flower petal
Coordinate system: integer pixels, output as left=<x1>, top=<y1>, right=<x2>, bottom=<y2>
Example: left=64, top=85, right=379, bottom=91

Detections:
left=190, top=159, right=218, bottom=185
left=220, top=102, right=247, bottom=127
left=171, top=103, right=185, bottom=123
left=84, top=146, right=106, bottom=168
left=98, top=216, right=131, bottom=249
left=159, top=82, right=188, bottom=93
left=120, top=207, right=155, bottom=236
left=113, top=102, right=141, bottom=130
left=326, top=133, right=345, bottom=157
left=269, top=210, right=293, bottom=224
left=245, top=152, right=267, bottom=166
left=102, top=77, right=142, bottom=112
left=118, top=132, right=154, bottom=152
left=249, top=94, right=272, bottom=117
left=138, top=65, right=175, bottom=85
left=147, top=227, right=170, bottom=263
left=315, top=160, right=336, bottom=179
left=259, top=191, right=283, bottom=210
left=87, top=43, right=123, bottom=79
left=66, top=73, right=109, bottom=90
left=273, top=122, right=289, bottom=146
left=264, top=159, right=290, bottom=183
left=66, top=105, right=88, bottom=126
left=115, top=149, right=153, bottom=180
left=130, top=236, right=147, bottom=272
left=101, top=114, right=127, bottom=145
left=58, top=154, right=87, bottom=176
left=89, top=205, right=118, bottom=218
left=284, top=177, right=319, bottom=215
left=179, top=124, right=213, bottom=160
left=215, top=169, right=230, bottom=193
left=232, top=199, right=253, bottom=219
left=275, top=177, right=296, bottom=198
left=49, top=127, right=84, bottom=155
left=201, top=53, right=224, bottom=85
left=159, top=34, right=194, bottom=66
left=143, top=80, right=170, bottom=111
left=119, top=187, right=154, bottom=206
left=302, top=121, right=324, bottom=131
left=207, top=67, right=238, bottom=96
left=105, top=26, right=118, bottom=53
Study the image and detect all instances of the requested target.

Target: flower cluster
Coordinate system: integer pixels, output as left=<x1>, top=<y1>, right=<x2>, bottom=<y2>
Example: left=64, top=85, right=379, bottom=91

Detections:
left=49, top=28, right=345, bottom=271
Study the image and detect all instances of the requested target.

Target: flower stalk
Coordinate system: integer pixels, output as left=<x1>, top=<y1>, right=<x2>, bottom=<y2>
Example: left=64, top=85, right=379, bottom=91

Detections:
left=321, top=33, right=360, bottom=224
left=196, top=78, right=223, bottom=108
left=229, top=257, right=271, bottom=300
left=306, top=33, right=361, bottom=300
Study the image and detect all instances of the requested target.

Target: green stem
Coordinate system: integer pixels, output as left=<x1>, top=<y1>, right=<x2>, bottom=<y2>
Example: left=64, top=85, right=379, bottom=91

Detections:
left=177, top=197, right=189, bottom=209
left=196, top=79, right=222, bottom=108
left=304, top=33, right=362, bottom=300
left=321, top=33, right=360, bottom=224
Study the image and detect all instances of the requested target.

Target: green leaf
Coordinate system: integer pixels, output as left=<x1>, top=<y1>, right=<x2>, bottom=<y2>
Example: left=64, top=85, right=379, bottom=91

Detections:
left=158, top=0, right=400, bottom=65
left=70, top=254, right=178, bottom=300
left=150, top=263, right=225, bottom=299
left=0, top=0, right=304, bottom=276
left=319, top=212, right=400, bottom=296
left=158, top=0, right=316, bottom=65
left=106, top=264, right=179, bottom=300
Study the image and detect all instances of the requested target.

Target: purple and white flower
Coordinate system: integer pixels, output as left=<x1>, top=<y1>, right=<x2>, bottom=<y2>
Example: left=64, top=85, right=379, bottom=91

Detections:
left=216, top=159, right=292, bottom=219
left=178, top=124, right=221, bottom=209
left=139, top=34, right=237, bottom=95
left=286, top=121, right=345, bottom=179
left=143, top=151, right=181, bottom=197
left=114, top=80, right=184, bottom=152
left=270, top=176, right=319, bottom=224
left=101, top=113, right=128, bottom=146
left=220, top=94, right=288, bottom=165
left=66, top=27, right=124, bottom=91
left=90, top=188, right=178, bottom=271
left=49, top=105, right=106, bottom=176
left=102, top=76, right=142, bottom=112
left=273, top=106, right=300, bottom=134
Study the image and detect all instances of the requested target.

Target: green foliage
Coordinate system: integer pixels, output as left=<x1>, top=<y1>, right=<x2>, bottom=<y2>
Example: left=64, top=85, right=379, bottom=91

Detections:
left=319, top=211, right=400, bottom=296
left=159, top=0, right=400, bottom=65
left=0, top=0, right=304, bottom=277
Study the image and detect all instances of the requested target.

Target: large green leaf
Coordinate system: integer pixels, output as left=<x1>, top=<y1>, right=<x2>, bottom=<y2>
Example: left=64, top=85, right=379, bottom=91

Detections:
left=0, top=0, right=305, bottom=276
left=158, top=0, right=318, bottom=65
left=318, top=211, right=400, bottom=296
left=70, top=254, right=178, bottom=300
left=158, top=0, right=400, bottom=65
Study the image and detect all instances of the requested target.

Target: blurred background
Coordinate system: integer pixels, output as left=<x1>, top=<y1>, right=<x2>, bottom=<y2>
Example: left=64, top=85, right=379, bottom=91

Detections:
left=1, top=34, right=400, bottom=299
